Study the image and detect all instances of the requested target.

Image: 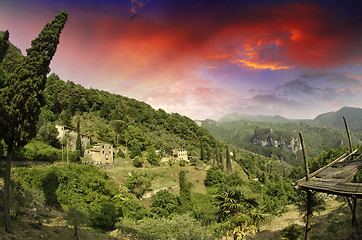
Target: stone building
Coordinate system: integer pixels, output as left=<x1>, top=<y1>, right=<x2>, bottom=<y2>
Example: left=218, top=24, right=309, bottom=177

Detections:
left=56, top=125, right=90, bottom=151
left=173, top=149, right=188, bottom=161
left=84, top=143, right=114, bottom=164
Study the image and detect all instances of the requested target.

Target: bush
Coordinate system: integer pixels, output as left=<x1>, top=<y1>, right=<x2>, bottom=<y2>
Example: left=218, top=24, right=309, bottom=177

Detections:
left=179, top=160, right=186, bottom=167
left=151, top=190, right=179, bottom=217
left=116, top=214, right=209, bottom=240
left=281, top=224, right=301, bottom=240
left=133, top=157, right=144, bottom=168
left=147, top=148, right=161, bottom=166
left=125, top=172, right=151, bottom=199
left=204, top=167, right=225, bottom=187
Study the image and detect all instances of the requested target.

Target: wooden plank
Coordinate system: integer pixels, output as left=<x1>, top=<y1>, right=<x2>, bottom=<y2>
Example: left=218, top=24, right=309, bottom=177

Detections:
left=333, top=154, right=362, bottom=167
left=294, top=150, right=357, bottom=186
left=300, top=181, right=362, bottom=197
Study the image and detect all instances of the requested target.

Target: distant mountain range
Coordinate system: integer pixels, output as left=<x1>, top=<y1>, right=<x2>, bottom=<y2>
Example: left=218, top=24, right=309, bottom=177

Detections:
left=201, top=107, right=361, bottom=166
left=218, top=107, right=362, bottom=134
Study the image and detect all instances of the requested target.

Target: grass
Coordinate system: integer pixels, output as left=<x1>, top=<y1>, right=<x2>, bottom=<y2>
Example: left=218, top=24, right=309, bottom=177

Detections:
left=248, top=198, right=362, bottom=240
left=0, top=207, right=120, bottom=240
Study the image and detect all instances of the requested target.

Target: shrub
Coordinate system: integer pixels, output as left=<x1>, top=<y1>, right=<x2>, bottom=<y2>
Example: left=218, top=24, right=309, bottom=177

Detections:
left=151, top=190, right=179, bottom=217
left=125, top=172, right=151, bottom=199
left=133, top=157, right=144, bottom=168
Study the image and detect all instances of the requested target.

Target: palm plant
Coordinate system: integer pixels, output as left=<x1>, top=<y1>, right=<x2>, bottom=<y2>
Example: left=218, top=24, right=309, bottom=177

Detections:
left=214, top=185, right=261, bottom=239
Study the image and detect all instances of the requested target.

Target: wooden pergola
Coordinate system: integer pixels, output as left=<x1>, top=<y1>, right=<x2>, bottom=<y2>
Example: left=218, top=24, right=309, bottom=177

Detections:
left=293, top=117, right=361, bottom=240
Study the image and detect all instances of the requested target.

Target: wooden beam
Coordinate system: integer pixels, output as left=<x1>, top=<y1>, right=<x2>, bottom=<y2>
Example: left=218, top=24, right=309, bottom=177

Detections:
left=299, top=132, right=312, bottom=240
left=294, top=150, right=358, bottom=186
left=343, top=116, right=353, bottom=159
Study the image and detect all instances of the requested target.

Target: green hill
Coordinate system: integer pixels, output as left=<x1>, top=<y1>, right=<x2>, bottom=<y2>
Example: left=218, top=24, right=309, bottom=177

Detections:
left=202, top=118, right=361, bottom=167
left=219, top=113, right=292, bottom=123
left=310, top=107, right=362, bottom=134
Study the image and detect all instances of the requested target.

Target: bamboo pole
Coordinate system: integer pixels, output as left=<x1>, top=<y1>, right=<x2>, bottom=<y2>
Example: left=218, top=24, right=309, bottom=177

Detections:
left=299, top=132, right=312, bottom=240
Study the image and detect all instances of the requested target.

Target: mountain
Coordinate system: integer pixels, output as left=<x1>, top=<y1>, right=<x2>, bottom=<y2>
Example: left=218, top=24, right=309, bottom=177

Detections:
left=219, top=113, right=292, bottom=123
left=201, top=117, right=361, bottom=167
left=310, top=107, right=362, bottom=134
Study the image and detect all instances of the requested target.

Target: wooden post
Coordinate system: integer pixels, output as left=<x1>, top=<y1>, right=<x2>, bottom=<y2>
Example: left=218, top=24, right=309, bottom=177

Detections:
left=344, top=117, right=358, bottom=227
left=299, top=132, right=312, bottom=240
left=343, top=116, right=353, bottom=159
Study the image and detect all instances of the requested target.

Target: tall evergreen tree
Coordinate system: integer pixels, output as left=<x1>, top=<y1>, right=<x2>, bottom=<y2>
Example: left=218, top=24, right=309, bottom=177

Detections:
left=76, top=120, right=83, bottom=157
left=0, top=30, right=9, bottom=63
left=215, top=145, right=220, bottom=165
left=200, top=138, right=205, bottom=162
left=0, top=10, right=68, bottom=232
left=179, top=170, right=192, bottom=211
left=226, top=147, right=232, bottom=174
left=0, top=31, right=10, bottom=89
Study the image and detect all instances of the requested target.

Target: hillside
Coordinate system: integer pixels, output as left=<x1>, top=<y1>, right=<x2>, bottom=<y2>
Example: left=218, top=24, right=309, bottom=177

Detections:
left=201, top=118, right=361, bottom=166
left=309, top=107, right=362, bottom=135
left=219, top=113, right=292, bottom=123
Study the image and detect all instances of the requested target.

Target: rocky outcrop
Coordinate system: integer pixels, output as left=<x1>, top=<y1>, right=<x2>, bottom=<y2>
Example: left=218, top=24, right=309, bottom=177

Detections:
left=251, top=128, right=301, bottom=154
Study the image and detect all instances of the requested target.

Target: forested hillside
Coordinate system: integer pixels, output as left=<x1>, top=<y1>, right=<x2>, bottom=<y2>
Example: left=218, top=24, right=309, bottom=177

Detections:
left=5, top=72, right=222, bottom=161
left=202, top=118, right=361, bottom=166
left=309, top=107, right=362, bottom=135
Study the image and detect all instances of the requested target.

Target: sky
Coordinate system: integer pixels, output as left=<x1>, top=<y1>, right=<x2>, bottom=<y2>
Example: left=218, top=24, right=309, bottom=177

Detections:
left=0, top=0, right=361, bottom=120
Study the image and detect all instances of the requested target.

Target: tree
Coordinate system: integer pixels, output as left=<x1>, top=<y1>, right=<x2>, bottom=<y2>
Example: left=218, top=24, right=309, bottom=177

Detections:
left=214, top=185, right=260, bottom=239
left=151, top=190, right=179, bottom=217
left=64, top=205, right=88, bottom=240
left=0, top=30, right=9, bottom=63
left=200, top=138, right=205, bottom=162
left=125, top=172, right=151, bottom=199
left=179, top=170, right=192, bottom=211
left=226, top=147, right=232, bottom=174
left=0, top=10, right=68, bottom=232
left=76, top=120, right=83, bottom=157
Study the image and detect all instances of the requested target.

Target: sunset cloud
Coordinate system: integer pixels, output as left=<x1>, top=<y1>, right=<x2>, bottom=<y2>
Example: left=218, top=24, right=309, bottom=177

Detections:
left=1, top=0, right=361, bottom=120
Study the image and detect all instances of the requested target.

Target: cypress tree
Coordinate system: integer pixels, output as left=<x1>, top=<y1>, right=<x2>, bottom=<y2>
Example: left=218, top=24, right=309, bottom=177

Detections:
left=179, top=170, right=192, bottom=211
left=226, top=147, right=232, bottom=174
left=200, top=138, right=205, bottom=162
left=76, top=120, right=83, bottom=157
left=0, top=30, right=9, bottom=63
left=215, top=144, right=220, bottom=165
left=0, top=10, right=68, bottom=232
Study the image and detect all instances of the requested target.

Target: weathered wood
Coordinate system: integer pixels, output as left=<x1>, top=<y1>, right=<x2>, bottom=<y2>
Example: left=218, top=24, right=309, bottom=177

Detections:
left=299, top=132, right=312, bottom=240
left=293, top=151, right=357, bottom=186
left=343, top=116, right=353, bottom=159
left=300, top=181, right=362, bottom=197
left=299, top=132, right=310, bottom=181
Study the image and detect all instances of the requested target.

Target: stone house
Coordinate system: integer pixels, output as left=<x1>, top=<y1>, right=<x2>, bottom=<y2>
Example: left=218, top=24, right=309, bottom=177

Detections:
left=173, top=149, right=188, bottom=161
left=84, top=143, right=114, bottom=164
left=56, top=125, right=90, bottom=151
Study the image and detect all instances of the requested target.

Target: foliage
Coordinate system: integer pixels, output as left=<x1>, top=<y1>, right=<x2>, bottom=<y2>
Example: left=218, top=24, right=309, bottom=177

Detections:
left=15, top=140, right=79, bottom=162
left=14, top=164, right=119, bottom=230
left=214, top=185, right=261, bottom=239
left=309, top=145, right=350, bottom=173
left=133, top=157, right=144, bottom=168
left=125, top=171, right=152, bottom=199
left=202, top=118, right=361, bottom=167
left=151, top=190, right=179, bottom=218
left=64, top=205, right=88, bottom=240
left=295, top=191, right=325, bottom=220
left=179, top=170, right=192, bottom=211
left=191, top=193, right=217, bottom=226
left=0, top=11, right=68, bottom=232
left=146, top=147, right=161, bottom=166
left=204, top=166, right=225, bottom=187
left=281, top=224, right=302, bottom=240
left=116, top=214, right=210, bottom=240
